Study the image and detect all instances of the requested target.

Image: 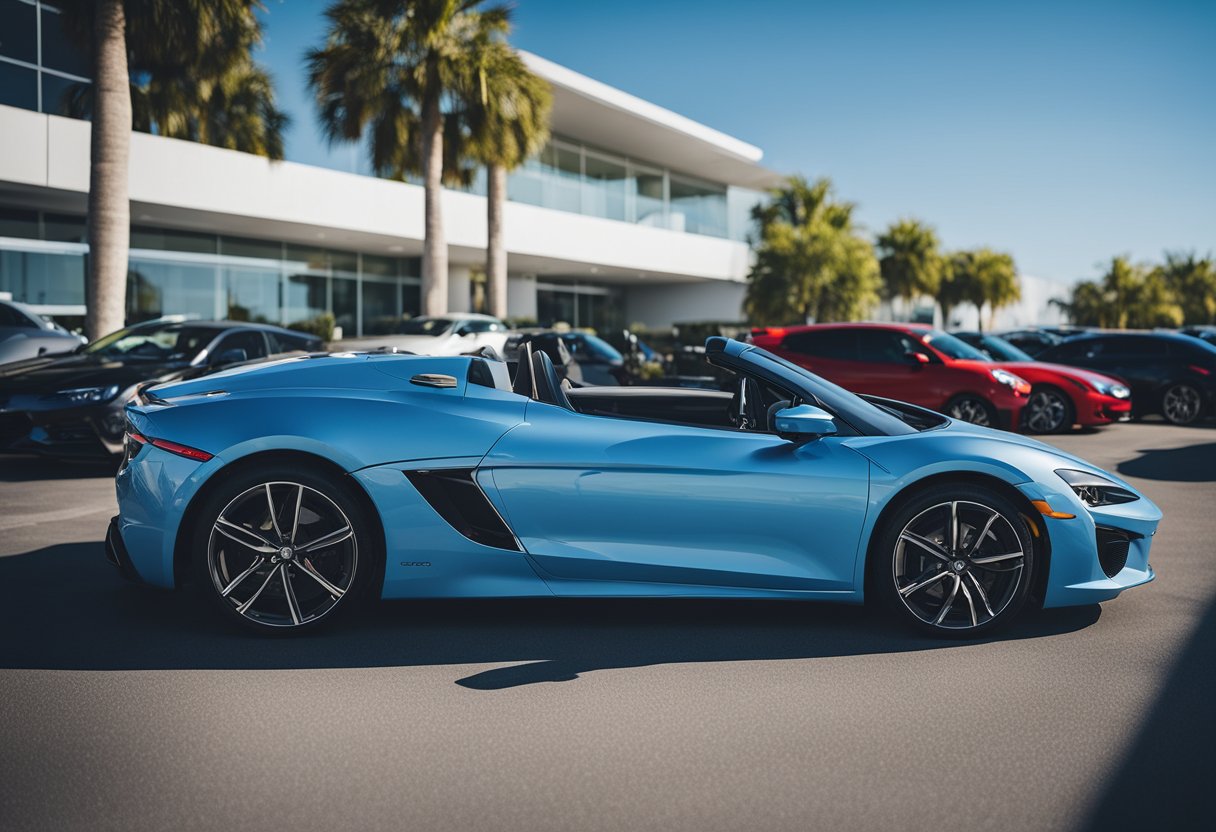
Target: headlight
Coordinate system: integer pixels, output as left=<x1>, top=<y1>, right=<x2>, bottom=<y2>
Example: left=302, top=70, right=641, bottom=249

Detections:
left=54, top=385, right=121, bottom=405
left=1092, top=380, right=1130, bottom=399
left=990, top=368, right=1031, bottom=394
left=1055, top=468, right=1138, bottom=507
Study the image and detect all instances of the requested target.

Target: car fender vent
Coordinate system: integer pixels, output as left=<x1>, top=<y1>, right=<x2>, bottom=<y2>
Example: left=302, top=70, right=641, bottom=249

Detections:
left=404, top=469, right=520, bottom=551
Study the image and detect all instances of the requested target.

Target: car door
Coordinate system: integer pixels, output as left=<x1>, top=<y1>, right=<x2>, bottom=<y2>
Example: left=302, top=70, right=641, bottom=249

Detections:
left=851, top=329, right=940, bottom=406
left=480, top=401, right=871, bottom=594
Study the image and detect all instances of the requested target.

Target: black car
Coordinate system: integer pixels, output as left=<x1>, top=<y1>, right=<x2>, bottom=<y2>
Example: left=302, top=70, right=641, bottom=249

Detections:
left=996, top=329, right=1065, bottom=357
left=1180, top=325, right=1216, bottom=346
left=504, top=330, right=629, bottom=386
left=1036, top=331, right=1216, bottom=425
left=0, top=319, right=322, bottom=458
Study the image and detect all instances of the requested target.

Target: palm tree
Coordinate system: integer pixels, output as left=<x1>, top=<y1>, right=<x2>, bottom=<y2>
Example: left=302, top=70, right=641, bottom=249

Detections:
left=936, top=257, right=968, bottom=328
left=55, top=1, right=271, bottom=340
left=1157, top=251, right=1216, bottom=325
left=876, top=219, right=942, bottom=319
left=460, top=41, right=551, bottom=319
left=744, top=176, right=880, bottom=324
left=948, top=248, right=1019, bottom=331
left=308, top=0, right=510, bottom=317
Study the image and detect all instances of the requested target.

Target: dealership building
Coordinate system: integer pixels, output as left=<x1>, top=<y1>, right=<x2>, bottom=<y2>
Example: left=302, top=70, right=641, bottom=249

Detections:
left=0, top=0, right=778, bottom=337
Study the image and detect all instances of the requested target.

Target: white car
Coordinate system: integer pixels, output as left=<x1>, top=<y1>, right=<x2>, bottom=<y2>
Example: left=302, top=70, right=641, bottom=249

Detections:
left=0, top=300, right=86, bottom=367
left=335, top=314, right=509, bottom=356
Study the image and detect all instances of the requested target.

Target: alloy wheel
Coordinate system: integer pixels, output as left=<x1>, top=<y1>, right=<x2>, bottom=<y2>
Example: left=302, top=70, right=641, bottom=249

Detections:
left=206, top=481, right=358, bottom=629
left=1025, top=388, right=1069, bottom=433
left=892, top=500, right=1026, bottom=631
left=948, top=398, right=992, bottom=426
left=1162, top=384, right=1201, bottom=425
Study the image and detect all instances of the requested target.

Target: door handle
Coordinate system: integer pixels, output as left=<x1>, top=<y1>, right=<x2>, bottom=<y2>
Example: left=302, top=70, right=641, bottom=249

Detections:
left=410, top=373, right=457, bottom=389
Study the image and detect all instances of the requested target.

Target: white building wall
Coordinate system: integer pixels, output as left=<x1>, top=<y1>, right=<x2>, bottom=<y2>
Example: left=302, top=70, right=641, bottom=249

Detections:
left=506, top=274, right=539, bottom=321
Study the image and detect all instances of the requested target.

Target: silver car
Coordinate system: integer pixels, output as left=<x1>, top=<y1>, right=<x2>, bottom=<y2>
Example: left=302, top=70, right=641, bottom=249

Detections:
left=0, top=300, right=86, bottom=366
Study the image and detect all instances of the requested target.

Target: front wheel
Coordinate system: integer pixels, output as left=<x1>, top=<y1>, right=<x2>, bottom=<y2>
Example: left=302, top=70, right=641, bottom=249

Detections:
left=1024, top=386, right=1074, bottom=434
left=1161, top=382, right=1203, bottom=426
left=946, top=395, right=998, bottom=427
left=871, top=484, right=1035, bottom=637
left=192, top=464, right=377, bottom=633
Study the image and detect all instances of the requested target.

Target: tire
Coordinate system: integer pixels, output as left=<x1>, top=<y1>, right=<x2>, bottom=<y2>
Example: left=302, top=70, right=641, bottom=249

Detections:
left=1161, top=382, right=1203, bottom=426
left=870, top=483, right=1035, bottom=638
left=945, top=395, right=999, bottom=428
left=191, top=462, right=378, bottom=634
left=1024, top=385, right=1074, bottom=434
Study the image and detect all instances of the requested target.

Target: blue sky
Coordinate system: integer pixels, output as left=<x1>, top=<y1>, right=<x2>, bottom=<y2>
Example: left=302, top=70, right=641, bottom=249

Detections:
left=259, top=0, right=1215, bottom=285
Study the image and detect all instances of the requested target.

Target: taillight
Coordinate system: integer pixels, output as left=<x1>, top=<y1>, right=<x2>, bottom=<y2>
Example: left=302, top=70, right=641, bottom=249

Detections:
left=751, top=327, right=786, bottom=338
left=125, top=430, right=212, bottom=462
left=1188, top=364, right=1211, bottom=377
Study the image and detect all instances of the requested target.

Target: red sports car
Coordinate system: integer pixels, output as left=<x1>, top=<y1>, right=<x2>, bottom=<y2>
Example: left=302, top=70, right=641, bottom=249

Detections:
left=750, top=323, right=1130, bottom=433
left=952, top=331, right=1132, bottom=432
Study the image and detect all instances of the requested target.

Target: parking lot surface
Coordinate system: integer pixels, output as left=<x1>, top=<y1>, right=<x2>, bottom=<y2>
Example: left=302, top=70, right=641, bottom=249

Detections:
left=0, top=422, right=1212, bottom=831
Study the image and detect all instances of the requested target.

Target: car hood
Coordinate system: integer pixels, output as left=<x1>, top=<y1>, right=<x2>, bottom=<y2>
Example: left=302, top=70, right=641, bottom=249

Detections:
left=994, top=361, right=1126, bottom=388
left=0, top=354, right=192, bottom=398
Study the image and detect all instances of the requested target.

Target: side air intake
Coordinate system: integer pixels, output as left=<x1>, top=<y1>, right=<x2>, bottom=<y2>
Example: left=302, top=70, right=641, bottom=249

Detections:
left=404, top=469, right=520, bottom=551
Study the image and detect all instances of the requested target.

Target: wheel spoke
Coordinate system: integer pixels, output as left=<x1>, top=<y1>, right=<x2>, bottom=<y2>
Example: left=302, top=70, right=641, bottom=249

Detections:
left=298, top=525, right=352, bottom=554
left=236, top=564, right=280, bottom=615
left=958, top=578, right=979, bottom=627
left=220, top=557, right=265, bottom=597
left=967, top=511, right=1000, bottom=556
left=966, top=571, right=996, bottom=618
left=950, top=501, right=960, bottom=553
left=900, top=531, right=952, bottom=562
left=282, top=566, right=302, bottom=626
left=215, top=518, right=278, bottom=554
left=899, top=569, right=949, bottom=597
left=296, top=557, right=346, bottom=599
left=290, top=484, right=304, bottom=544
left=971, top=551, right=1024, bottom=565
left=265, top=483, right=283, bottom=540
left=934, top=575, right=962, bottom=625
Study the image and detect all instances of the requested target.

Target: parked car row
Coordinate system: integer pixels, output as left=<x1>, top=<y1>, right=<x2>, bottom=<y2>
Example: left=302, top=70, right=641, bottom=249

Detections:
left=750, top=322, right=1216, bottom=431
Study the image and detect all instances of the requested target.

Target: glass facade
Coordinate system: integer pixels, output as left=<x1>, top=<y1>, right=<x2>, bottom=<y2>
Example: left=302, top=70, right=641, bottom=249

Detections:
left=502, top=136, right=757, bottom=241
left=536, top=281, right=624, bottom=333
left=0, top=1, right=90, bottom=116
left=0, top=208, right=421, bottom=337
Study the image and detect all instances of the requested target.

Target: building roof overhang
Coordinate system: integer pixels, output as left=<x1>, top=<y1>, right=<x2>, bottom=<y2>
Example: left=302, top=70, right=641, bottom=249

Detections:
left=522, top=51, right=781, bottom=191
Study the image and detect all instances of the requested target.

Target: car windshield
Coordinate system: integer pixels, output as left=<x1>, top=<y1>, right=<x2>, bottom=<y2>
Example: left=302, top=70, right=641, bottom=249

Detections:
left=976, top=335, right=1034, bottom=362
left=923, top=330, right=991, bottom=361
left=83, top=323, right=215, bottom=361
left=563, top=333, right=623, bottom=362
left=394, top=317, right=454, bottom=336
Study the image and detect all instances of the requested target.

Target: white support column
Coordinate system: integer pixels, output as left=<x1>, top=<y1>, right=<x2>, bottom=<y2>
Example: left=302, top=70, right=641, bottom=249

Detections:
left=447, top=264, right=471, bottom=313
left=507, top=274, right=538, bottom=322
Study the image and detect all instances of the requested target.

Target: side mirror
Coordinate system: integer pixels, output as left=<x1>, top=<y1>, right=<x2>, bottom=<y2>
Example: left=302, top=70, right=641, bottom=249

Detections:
left=773, top=404, right=837, bottom=442
left=906, top=351, right=930, bottom=366
left=212, top=347, right=248, bottom=366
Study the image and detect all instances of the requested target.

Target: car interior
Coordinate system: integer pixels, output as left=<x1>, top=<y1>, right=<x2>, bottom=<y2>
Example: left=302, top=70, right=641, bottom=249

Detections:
left=497, top=342, right=798, bottom=434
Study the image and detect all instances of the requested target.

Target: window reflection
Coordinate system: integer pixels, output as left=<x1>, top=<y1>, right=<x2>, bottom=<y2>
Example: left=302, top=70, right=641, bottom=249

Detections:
left=127, top=259, right=215, bottom=323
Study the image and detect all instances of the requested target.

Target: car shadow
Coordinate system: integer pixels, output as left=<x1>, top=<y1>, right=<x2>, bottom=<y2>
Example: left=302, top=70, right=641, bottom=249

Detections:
left=1079, top=593, right=1215, bottom=830
left=0, top=542, right=1101, bottom=687
left=1117, top=442, right=1216, bottom=482
left=0, top=455, right=117, bottom=482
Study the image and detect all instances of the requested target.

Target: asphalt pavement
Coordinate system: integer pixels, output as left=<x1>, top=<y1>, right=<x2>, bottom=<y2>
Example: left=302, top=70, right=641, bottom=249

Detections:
left=0, top=421, right=1212, bottom=832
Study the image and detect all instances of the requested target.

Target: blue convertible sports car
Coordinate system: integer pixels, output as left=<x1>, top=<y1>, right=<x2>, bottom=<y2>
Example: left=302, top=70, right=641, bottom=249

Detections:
left=108, top=338, right=1160, bottom=636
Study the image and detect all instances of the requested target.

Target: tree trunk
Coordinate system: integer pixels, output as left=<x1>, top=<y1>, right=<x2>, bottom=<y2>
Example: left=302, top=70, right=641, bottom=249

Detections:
left=85, top=0, right=131, bottom=341
left=975, top=302, right=986, bottom=332
left=420, top=92, right=447, bottom=316
left=485, top=163, right=507, bottom=320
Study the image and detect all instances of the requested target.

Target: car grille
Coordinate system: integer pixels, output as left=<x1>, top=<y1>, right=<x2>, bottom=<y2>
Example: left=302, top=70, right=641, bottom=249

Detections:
left=1095, top=526, right=1134, bottom=579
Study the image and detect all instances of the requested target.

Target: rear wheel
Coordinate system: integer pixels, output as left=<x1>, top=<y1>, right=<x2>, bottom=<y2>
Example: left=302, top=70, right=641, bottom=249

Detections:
left=871, top=484, right=1035, bottom=637
left=191, top=463, right=376, bottom=633
left=1024, top=385, right=1074, bottom=434
left=1161, top=382, right=1202, bottom=426
left=946, top=395, right=998, bottom=427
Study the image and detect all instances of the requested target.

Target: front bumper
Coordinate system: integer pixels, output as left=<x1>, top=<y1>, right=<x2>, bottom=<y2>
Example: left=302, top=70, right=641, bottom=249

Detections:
left=1078, top=391, right=1133, bottom=426
left=0, top=404, right=125, bottom=458
left=1018, top=482, right=1161, bottom=607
